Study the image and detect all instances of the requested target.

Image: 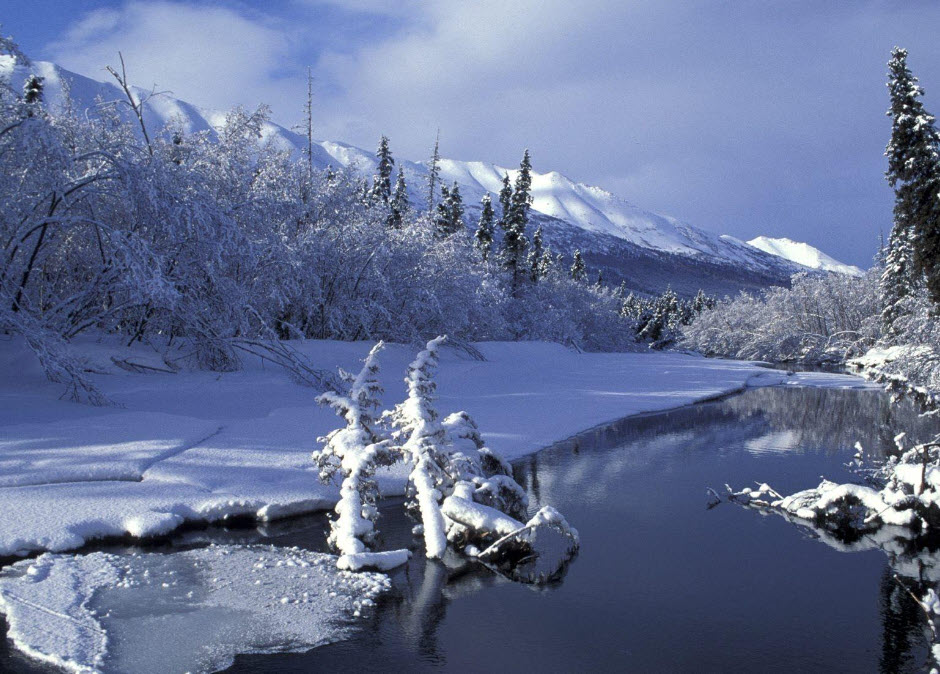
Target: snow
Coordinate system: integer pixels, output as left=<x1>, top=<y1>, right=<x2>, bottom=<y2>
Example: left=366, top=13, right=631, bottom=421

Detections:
left=0, top=545, right=389, bottom=674
left=0, top=337, right=875, bottom=558
left=747, top=236, right=864, bottom=276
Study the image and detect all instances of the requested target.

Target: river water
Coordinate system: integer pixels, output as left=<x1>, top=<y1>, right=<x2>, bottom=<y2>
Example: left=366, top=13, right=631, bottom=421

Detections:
left=3, top=385, right=940, bottom=672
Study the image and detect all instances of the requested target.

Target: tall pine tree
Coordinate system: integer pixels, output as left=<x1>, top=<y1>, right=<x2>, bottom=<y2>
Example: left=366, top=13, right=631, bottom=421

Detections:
left=501, top=151, right=533, bottom=295
left=474, top=194, right=496, bottom=261
left=527, top=225, right=544, bottom=281
left=371, top=135, right=394, bottom=204
left=885, top=47, right=940, bottom=303
left=389, top=166, right=409, bottom=229
left=426, top=130, right=441, bottom=214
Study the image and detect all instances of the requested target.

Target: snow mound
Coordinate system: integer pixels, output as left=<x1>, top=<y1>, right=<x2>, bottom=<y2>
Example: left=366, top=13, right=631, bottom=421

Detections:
left=747, top=236, right=864, bottom=276
left=0, top=545, right=390, bottom=674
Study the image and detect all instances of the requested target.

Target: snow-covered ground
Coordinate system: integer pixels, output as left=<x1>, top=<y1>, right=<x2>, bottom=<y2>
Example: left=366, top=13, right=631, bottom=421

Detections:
left=0, top=545, right=388, bottom=674
left=0, top=337, right=873, bottom=559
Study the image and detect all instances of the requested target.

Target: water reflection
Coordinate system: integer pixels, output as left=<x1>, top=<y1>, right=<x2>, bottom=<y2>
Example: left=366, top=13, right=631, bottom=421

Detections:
left=224, top=386, right=940, bottom=673
left=4, top=386, right=940, bottom=673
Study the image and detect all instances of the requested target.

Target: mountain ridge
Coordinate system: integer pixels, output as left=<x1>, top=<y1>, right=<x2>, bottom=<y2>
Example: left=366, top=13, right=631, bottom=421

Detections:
left=2, top=58, right=863, bottom=296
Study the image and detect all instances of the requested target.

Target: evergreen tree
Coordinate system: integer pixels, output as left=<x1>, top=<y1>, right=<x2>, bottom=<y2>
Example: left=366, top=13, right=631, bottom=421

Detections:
left=497, top=173, right=513, bottom=228
left=434, top=182, right=465, bottom=238
left=388, top=166, right=408, bottom=229
left=615, top=281, right=628, bottom=299
left=22, top=74, right=43, bottom=105
left=885, top=47, right=940, bottom=303
left=371, top=135, right=394, bottom=203
left=426, top=130, right=441, bottom=214
left=474, top=194, right=496, bottom=260
left=501, top=151, right=533, bottom=294
left=527, top=225, right=544, bottom=281
left=570, top=250, right=587, bottom=283
left=538, top=247, right=555, bottom=279
left=881, top=222, right=919, bottom=336
left=594, top=269, right=604, bottom=289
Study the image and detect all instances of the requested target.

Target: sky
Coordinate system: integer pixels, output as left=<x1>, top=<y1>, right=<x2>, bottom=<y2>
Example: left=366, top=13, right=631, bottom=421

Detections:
left=4, top=0, right=940, bottom=268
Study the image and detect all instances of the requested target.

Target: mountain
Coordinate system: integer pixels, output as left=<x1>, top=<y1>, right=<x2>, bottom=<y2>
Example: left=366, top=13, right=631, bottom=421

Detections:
left=746, top=237, right=864, bottom=277
left=2, top=59, right=863, bottom=296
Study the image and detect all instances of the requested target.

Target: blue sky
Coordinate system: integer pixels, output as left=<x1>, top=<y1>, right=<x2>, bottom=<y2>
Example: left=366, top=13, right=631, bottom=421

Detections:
left=4, top=0, right=940, bottom=267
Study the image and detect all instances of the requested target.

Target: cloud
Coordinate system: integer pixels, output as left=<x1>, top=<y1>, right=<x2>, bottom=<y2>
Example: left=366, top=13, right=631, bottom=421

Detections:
left=46, top=2, right=302, bottom=115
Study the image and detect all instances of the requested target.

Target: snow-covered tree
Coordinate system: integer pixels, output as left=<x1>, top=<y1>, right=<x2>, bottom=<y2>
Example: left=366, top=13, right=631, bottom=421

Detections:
left=570, top=250, right=587, bottom=283
left=384, top=336, right=451, bottom=558
left=371, top=135, right=394, bottom=204
left=388, top=166, right=408, bottom=229
left=885, top=48, right=940, bottom=303
left=881, top=222, right=919, bottom=336
left=435, top=181, right=464, bottom=238
left=426, top=130, right=441, bottom=213
left=474, top=194, right=496, bottom=261
left=313, top=342, right=396, bottom=558
left=528, top=225, right=544, bottom=282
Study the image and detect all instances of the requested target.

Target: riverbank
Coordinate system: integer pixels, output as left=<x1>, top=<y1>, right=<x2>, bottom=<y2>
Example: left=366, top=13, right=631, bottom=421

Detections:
left=0, top=337, right=876, bottom=558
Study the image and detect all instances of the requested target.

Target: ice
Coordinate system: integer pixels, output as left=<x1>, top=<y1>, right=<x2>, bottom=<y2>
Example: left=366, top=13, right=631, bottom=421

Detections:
left=0, top=545, right=390, bottom=674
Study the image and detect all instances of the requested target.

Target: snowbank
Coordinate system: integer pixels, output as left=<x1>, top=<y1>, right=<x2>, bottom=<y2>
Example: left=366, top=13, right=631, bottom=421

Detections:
left=0, top=337, right=874, bottom=556
left=0, top=545, right=388, bottom=674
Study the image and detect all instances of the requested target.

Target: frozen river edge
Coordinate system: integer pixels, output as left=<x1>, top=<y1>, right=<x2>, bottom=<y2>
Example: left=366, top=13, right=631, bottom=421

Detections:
left=0, top=338, right=877, bottom=560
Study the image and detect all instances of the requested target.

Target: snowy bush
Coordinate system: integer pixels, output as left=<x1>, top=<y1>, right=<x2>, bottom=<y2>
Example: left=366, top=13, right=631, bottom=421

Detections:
left=314, top=337, right=579, bottom=580
left=682, top=271, right=881, bottom=364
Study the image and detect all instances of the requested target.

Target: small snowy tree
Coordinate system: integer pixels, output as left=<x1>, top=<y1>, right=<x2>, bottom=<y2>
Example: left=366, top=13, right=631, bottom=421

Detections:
left=313, top=342, right=397, bottom=558
left=371, top=135, right=394, bottom=204
left=426, top=130, right=441, bottom=214
left=570, top=250, right=587, bottom=283
left=388, top=166, right=408, bottom=229
left=384, top=336, right=451, bottom=558
left=474, top=194, right=496, bottom=261
left=528, top=225, right=544, bottom=282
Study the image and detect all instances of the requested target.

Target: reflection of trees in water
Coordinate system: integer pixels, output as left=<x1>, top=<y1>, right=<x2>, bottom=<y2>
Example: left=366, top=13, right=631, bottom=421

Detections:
left=722, top=387, right=940, bottom=459
left=879, top=566, right=929, bottom=674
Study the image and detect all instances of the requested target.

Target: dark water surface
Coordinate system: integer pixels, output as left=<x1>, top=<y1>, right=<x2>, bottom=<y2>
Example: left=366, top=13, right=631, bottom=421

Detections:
left=4, top=386, right=940, bottom=673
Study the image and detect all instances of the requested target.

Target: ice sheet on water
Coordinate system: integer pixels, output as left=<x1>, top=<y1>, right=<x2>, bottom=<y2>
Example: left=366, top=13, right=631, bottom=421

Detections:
left=0, top=544, right=390, bottom=674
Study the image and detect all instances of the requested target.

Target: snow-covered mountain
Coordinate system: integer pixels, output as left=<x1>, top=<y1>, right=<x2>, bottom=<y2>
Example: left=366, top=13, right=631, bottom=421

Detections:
left=4, top=59, right=863, bottom=295
left=746, top=237, right=864, bottom=277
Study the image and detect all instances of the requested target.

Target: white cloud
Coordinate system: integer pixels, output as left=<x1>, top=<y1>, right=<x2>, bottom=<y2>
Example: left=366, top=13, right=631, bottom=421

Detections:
left=47, top=2, right=303, bottom=116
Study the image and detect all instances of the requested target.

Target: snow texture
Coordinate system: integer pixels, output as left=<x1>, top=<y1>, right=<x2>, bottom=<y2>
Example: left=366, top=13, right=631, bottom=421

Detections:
left=747, top=236, right=864, bottom=276
left=0, top=337, right=872, bottom=557
left=0, top=544, right=389, bottom=674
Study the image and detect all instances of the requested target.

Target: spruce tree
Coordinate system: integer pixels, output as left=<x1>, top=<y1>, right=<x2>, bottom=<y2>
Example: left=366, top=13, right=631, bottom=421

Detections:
left=527, top=225, right=544, bottom=281
left=22, top=74, right=43, bottom=105
left=389, top=166, right=408, bottom=229
left=594, top=269, right=604, bottom=289
left=881, top=223, right=919, bottom=336
left=538, top=247, right=555, bottom=279
left=501, top=151, right=533, bottom=295
left=570, top=250, right=587, bottom=282
left=426, top=130, right=441, bottom=214
left=435, top=182, right=465, bottom=238
left=497, top=173, right=513, bottom=228
left=474, top=194, right=496, bottom=260
left=885, top=47, right=940, bottom=303
left=371, top=135, right=394, bottom=203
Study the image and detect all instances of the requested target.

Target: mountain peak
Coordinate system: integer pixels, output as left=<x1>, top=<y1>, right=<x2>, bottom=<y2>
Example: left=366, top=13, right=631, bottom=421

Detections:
left=746, top=236, right=864, bottom=276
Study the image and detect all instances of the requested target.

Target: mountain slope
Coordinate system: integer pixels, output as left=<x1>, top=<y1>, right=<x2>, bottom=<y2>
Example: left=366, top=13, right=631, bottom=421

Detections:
left=2, top=59, right=861, bottom=295
left=746, top=237, right=864, bottom=276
